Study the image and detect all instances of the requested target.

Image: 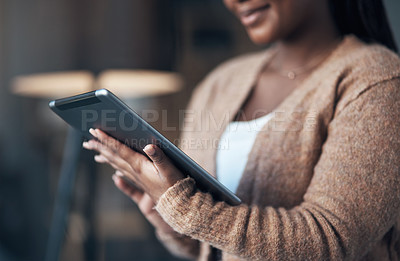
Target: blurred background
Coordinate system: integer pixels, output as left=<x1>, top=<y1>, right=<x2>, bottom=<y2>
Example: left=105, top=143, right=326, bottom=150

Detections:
left=0, top=0, right=399, bottom=260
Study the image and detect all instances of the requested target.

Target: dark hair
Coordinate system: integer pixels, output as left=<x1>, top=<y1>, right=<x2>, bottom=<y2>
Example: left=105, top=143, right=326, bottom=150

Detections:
left=329, top=0, right=398, bottom=52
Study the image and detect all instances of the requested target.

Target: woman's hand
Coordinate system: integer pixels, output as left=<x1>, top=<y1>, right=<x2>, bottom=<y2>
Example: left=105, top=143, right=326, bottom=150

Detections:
left=112, top=172, right=175, bottom=234
left=82, top=128, right=184, bottom=204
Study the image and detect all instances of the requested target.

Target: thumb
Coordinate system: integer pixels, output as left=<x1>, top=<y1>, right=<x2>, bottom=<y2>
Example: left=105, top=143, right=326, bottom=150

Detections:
left=143, top=144, right=171, bottom=172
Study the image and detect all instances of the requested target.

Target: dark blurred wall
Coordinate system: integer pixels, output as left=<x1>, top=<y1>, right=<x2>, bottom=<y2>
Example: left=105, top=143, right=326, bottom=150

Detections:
left=384, top=0, right=400, bottom=48
left=70, top=0, right=175, bottom=72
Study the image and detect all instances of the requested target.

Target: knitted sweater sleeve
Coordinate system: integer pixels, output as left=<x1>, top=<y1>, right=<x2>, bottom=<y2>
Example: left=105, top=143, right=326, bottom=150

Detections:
left=155, top=78, right=400, bottom=260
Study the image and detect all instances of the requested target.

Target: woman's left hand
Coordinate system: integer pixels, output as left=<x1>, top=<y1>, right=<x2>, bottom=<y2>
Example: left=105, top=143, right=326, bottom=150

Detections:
left=82, top=128, right=185, bottom=203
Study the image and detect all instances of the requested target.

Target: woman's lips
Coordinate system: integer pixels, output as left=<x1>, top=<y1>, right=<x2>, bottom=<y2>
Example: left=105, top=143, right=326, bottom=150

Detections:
left=238, top=4, right=271, bottom=27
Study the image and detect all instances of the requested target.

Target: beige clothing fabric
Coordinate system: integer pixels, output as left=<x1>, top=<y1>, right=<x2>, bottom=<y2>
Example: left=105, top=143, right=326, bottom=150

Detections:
left=155, top=35, right=400, bottom=260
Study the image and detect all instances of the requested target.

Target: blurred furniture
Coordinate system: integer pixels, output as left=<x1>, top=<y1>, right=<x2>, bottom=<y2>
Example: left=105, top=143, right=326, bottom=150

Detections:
left=11, top=70, right=183, bottom=261
left=12, top=70, right=182, bottom=99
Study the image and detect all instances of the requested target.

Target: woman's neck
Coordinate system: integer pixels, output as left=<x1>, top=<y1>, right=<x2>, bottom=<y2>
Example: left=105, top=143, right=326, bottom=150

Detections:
left=271, top=2, right=341, bottom=71
left=273, top=34, right=342, bottom=72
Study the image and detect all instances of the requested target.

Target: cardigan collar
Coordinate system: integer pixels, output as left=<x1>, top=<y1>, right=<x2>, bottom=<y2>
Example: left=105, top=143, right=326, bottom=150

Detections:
left=208, top=35, right=359, bottom=182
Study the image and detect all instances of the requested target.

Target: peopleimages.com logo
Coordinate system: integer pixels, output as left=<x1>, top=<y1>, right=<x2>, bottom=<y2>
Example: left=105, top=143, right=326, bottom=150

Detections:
left=81, top=108, right=318, bottom=133
left=82, top=109, right=141, bottom=132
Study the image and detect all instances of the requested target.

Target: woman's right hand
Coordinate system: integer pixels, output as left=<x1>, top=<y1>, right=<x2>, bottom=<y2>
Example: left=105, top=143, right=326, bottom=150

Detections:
left=112, top=171, right=175, bottom=234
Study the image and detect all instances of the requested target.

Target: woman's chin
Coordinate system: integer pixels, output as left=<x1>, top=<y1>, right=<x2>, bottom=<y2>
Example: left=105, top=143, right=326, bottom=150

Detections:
left=247, top=29, right=277, bottom=46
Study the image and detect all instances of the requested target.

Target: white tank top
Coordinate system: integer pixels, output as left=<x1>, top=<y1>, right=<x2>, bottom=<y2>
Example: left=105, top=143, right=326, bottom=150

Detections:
left=216, top=113, right=273, bottom=193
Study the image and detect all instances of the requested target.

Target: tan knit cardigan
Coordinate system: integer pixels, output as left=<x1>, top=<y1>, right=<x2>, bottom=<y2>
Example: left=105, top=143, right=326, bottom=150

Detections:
left=154, top=35, right=400, bottom=260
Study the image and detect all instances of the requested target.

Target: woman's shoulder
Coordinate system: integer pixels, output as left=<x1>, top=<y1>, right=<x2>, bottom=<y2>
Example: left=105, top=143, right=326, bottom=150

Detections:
left=334, top=35, right=400, bottom=85
left=329, top=35, right=400, bottom=112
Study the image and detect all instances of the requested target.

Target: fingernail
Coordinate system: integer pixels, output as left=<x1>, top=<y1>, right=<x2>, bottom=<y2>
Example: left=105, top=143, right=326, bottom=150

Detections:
left=143, top=145, right=155, bottom=156
left=112, top=174, right=118, bottom=182
left=89, top=128, right=96, bottom=136
left=82, top=141, right=90, bottom=148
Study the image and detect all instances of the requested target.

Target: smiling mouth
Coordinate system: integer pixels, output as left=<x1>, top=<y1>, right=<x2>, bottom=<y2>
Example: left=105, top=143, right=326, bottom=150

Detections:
left=238, top=4, right=271, bottom=26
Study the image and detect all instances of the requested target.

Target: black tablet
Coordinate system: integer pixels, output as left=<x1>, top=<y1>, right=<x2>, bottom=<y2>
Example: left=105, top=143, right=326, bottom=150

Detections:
left=49, top=89, right=241, bottom=206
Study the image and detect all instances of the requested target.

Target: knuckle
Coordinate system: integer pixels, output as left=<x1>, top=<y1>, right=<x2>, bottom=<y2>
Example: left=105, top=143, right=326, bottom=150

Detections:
left=119, top=146, right=130, bottom=160
left=155, top=155, right=166, bottom=166
left=112, top=141, right=121, bottom=152
left=129, top=160, right=142, bottom=174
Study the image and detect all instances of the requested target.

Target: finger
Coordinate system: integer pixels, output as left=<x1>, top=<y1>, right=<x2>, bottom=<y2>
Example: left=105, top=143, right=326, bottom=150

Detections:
left=82, top=141, right=93, bottom=150
left=83, top=139, right=109, bottom=153
left=86, top=139, right=132, bottom=171
left=88, top=139, right=151, bottom=188
left=94, top=154, right=108, bottom=163
left=143, top=144, right=174, bottom=174
left=89, top=128, right=121, bottom=152
left=92, top=129, right=150, bottom=172
left=115, top=171, right=143, bottom=191
left=112, top=174, right=144, bottom=203
left=138, top=193, right=156, bottom=216
left=92, top=129, right=143, bottom=162
left=105, top=160, right=133, bottom=178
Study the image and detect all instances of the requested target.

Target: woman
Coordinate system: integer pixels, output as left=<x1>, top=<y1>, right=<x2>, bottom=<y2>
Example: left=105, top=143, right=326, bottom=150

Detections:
left=83, top=0, right=400, bottom=260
